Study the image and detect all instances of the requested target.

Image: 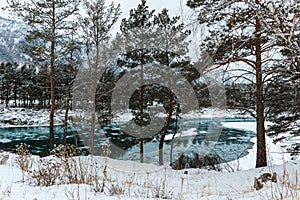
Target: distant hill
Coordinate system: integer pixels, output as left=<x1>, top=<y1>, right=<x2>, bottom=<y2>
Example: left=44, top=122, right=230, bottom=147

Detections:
left=0, top=17, right=30, bottom=64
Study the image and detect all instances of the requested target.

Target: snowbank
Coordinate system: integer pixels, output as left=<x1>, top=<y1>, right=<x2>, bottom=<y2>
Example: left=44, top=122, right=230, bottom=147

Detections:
left=0, top=151, right=298, bottom=199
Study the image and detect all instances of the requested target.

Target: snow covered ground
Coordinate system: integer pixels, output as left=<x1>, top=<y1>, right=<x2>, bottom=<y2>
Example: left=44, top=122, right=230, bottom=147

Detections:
left=0, top=107, right=68, bottom=127
left=0, top=143, right=299, bottom=199
left=0, top=108, right=298, bottom=199
left=0, top=106, right=249, bottom=127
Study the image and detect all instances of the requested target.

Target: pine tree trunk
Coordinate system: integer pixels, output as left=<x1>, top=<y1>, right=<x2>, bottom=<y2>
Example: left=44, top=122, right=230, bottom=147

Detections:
left=159, top=52, right=172, bottom=165
left=89, top=77, right=97, bottom=155
left=49, top=0, right=56, bottom=150
left=90, top=100, right=96, bottom=154
left=89, top=63, right=97, bottom=154
left=255, top=2, right=267, bottom=167
left=140, top=127, right=144, bottom=163
left=169, top=110, right=178, bottom=166
left=159, top=90, right=173, bottom=165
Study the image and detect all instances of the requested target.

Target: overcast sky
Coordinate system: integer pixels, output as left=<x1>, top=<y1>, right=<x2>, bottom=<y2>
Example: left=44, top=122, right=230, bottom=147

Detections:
left=0, top=0, right=192, bottom=32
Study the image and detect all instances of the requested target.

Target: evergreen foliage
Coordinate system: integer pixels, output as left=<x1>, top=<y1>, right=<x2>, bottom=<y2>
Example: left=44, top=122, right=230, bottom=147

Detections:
left=1, top=0, right=300, bottom=162
left=6, top=0, right=81, bottom=149
left=186, top=0, right=300, bottom=167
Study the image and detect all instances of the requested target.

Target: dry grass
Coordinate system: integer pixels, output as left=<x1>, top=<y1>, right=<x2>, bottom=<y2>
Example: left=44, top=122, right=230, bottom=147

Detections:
left=0, top=185, right=11, bottom=199
left=0, top=152, right=9, bottom=165
left=10, top=143, right=300, bottom=199
left=268, top=166, right=300, bottom=200
left=14, top=144, right=101, bottom=188
left=15, top=143, right=32, bottom=182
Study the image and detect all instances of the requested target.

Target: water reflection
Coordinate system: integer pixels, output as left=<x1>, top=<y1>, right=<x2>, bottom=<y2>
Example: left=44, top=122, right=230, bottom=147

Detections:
left=0, top=118, right=256, bottom=164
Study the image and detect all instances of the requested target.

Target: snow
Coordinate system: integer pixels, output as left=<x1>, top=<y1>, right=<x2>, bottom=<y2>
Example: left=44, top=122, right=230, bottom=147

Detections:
left=221, top=121, right=286, bottom=171
left=0, top=149, right=299, bottom=199
left=0, top=108, right=73, bottom=127
left=164, top=128, right=198, bottom=141
left=0, top=108, right=297, bottom=199
left=113, top=107, right=252, bottom=122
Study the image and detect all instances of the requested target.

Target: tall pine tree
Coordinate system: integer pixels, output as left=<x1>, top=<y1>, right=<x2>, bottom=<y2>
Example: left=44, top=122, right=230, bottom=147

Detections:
left=117, top=0, right=156, bottom=163
left=115, top=0, right=193, bottom=164
left=6, top=0, right=80, bottom=150
left=187, top=0, right=300, bottom=167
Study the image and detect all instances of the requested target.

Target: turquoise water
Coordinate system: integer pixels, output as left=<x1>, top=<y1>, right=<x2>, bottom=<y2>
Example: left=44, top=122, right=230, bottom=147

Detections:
left=0, top=118, right=256, bottom=163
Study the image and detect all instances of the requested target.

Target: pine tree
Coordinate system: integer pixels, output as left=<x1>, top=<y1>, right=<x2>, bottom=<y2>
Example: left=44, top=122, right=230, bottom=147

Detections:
left=117, top=0, right=159, bottom=163
left=36, top=65, right=50, bottom=109
left=266, top=25, right=300, bottom=155
left=6, top=0, right=80, bottom=150
left=116, top=0, right=193, bottom=164
left=186, top=0, right=300, bottom=167
left=1, top=63, right=17, bottom=108
left=153, top=9, right=191, bottom=165
left=19, top=64, right=37, bottom=107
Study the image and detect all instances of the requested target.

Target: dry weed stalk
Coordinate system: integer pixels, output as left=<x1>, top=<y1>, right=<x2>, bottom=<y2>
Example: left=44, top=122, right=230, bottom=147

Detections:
left=28, top=144, right=100, bottom=187
left=15, top=143, right=32, bottom=182
left=0, top=152, right=9, bottom=165
left=100, top=140, right=111, bottom=192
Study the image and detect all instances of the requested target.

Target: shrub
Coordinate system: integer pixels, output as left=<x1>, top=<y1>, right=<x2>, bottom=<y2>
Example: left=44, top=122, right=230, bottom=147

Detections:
left=15, top=143, right=32, bottom=182
left=172, top=152, right=222, bottom=171
left=28, top=144, right=100, bottom=187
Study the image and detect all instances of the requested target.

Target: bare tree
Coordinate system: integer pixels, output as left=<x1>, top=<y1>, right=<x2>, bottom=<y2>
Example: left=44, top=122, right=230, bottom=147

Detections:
left=79, top=0, right=120, bottom=154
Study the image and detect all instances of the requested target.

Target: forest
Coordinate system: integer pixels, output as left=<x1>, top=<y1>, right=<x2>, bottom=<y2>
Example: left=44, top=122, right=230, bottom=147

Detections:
left=0, top=0, right=299, bottom=199
left=1, top=0, right=298, bottom=166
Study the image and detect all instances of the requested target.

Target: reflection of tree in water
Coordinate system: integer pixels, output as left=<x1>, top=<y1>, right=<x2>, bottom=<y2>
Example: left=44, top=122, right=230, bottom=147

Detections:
left=0, top=126, right=84, bottom=156
left=0, top=119, right=256, bottom=164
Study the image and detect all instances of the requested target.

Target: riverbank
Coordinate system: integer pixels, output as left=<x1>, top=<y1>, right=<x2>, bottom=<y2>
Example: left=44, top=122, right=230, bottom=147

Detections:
left=0, top=136, right=298, bottom=199
left=0, top=108, right=298, bottom=199
left=222, top=121, right=292, bottom=170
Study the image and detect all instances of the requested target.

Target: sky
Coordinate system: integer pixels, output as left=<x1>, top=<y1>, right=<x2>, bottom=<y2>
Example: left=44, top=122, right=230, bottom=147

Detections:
left=0, top=0, right=199, bottom=61
left=0, top=0, right=192, bottom=33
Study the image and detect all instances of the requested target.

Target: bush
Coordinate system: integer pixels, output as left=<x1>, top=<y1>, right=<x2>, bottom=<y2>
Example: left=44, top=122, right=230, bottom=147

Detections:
left=172, top=152, right=222, bottom=171
left=29, top=158, right=61, bottom=186
left=19, top=144, right=101, bottom=187
left=15, top=143, right=32, bottom=182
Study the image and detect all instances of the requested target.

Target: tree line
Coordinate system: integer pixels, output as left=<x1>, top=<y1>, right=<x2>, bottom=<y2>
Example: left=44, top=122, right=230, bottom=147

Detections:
left=0, top=62, right=77, bottom=109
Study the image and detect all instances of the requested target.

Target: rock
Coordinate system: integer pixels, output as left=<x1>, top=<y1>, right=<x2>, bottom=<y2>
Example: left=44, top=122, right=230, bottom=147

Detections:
left=259, top=173, right=272, bottom=182
left=254, top=177, right=264, bottom=190
left=271, top=172, right=277, bottom=183
left=254, top=172, right=278, bottom=190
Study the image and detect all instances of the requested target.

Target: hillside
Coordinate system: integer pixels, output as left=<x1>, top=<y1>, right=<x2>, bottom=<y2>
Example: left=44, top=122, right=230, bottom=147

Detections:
left=0, top=17, right=29, bottom=64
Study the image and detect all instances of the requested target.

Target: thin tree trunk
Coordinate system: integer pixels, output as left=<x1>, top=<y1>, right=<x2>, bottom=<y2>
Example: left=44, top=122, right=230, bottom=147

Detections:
left=14, top=89, right=17, bottom=107
left=49, top=0, right=56, bottom=150
left=159, top=91, right=173, bottom=165
left=159, top=52, right=172, bottom=165
left=140, top=126, right=144, bottom=163
left=140, top=63, right=144, bottom=163
left=5, top=97, right=8, bottom=108
left=169, top=109, right=178, bottom=166
left=63, top=96, right=70, bottom=145
left=255, top=1, right=267, bottom=167
left=90, top=27, right=100, bottom=155
left=90, top=99, right=96, bottom=154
